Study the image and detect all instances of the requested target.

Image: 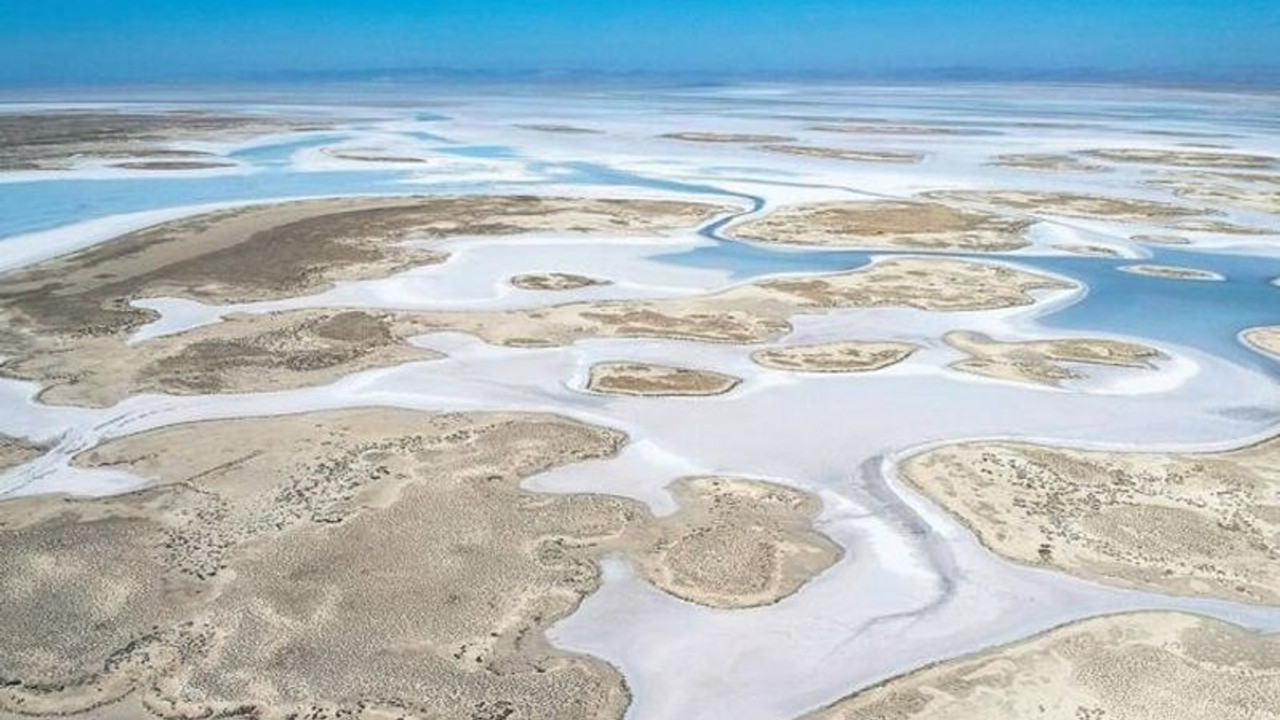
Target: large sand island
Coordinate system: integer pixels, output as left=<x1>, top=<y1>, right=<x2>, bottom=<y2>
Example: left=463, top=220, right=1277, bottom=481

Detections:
left=0, top=409, right=839, bottom=719
left=728, top=200, right=1031, bottom=252
left=900, top=435, right=1280, bottom=604
left=944, top=331, right=1166, bottom=386
left=800, top=612, right=1280, bottom=720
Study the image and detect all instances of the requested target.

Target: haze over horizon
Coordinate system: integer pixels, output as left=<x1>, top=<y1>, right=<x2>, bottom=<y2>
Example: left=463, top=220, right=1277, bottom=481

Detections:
left=2, top=0, right=1279, bottom=87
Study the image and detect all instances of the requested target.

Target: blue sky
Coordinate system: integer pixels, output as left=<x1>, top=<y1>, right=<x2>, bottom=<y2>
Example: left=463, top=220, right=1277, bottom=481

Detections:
left=2, top=0, right=1278, bottom=84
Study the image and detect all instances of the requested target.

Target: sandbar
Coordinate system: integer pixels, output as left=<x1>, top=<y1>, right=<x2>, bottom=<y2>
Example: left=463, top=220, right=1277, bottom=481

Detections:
left=659, top=132, right=795, bottom=143
left=1119, top=264, right=1224, bottom=281
left=1081, top=148, right=1278, bottom=170
left=1053, top=243, right=1122, bottom=256
left=923, top=189, right=1204, bottom=222
left=989, top=153, right=1108, bottom=172
left=758, top=144, right=924, bottom=163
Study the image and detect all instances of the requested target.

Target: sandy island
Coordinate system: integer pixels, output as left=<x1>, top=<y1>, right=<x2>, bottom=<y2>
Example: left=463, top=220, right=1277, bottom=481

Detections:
left=1080, top=148, right=1278, bottom=170
left=0, top=408, right=837, bottom=718
left=752, top=341, right=916, bottom=373
left=1243, top=326, right=1280, bottom=359
left=728, top=200, right=1031, bottom=252
left=800, top=612, right=1280, bottom=720
left=900, top=434, right=1280, bottom=604
left=658, top=132, right=795, bottom=143
left=1148, top=171, right=1280, bottom=214
left=1119, top=264, right=1225, bottom=281
left=922, top=189, right=1205, bottom=222
left=990, top=153, right=1108, bottom=172
left=944, top=331, right=1165, bottom=386
left=515, top=124, right=603, bottom=134
left=510, top=272, right=612, bottom=291
left=586, top=362, right=741, bottom=396
left=1053, top=243, right=1122, bottom=257
left=759, top=144, right=924, bottom=163
left=110, top=160, right=239, bottom=171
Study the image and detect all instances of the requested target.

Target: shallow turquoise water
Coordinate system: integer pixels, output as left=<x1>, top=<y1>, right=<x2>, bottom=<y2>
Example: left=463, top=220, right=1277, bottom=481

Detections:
left=661, top=239, right=1280, bottom=375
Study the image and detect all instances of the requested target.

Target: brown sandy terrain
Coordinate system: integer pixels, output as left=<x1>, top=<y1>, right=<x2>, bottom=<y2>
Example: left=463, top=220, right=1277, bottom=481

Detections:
left=752, top=341, right=916, bottom=373
left=922, top=189, right=1204, bottom=222
left=0, top=195, right=729, bottom=406
left=900, top=434, right=1280, bottom=604
left=759, top=144, right=924, bottom=163
left=633, top=476, right=842, bottom=608
left=799, top=612, right=1280, bottom=720
left=1169, top=217, right=1269, bottom=234
left=1080, top=148, right=1278, bottom=169
left=659, top=132, right=795, bottom=143
left=1053, top=243, right=1121, bottom=256
left=586, top=362, right=741, bottom=396
left=0, top=434, right=44, bottom=472
left=990, top=154, right=1108, bottom=172
left=4, top=249, right=1070, bottom=407
left=0, top=111, right=327, bottom=171
left=1243, top=326, right=1280, bottom=358
left=1148, top=172, right=1280, bottom=214
left=728, top=200, right=1031, bottom=251
left=28, top=309, right=438, bottom=407
left=110, top=160, right=237, bottom=171
left=515, top=124, right=603, bottom=134
left=1119, top=264, right=1224, bottom=281
left=510, top=272, right=612, bottom=291
left=944, top=331, right=1164, bottom=386
left=0, top=409, right=839, bottom=718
